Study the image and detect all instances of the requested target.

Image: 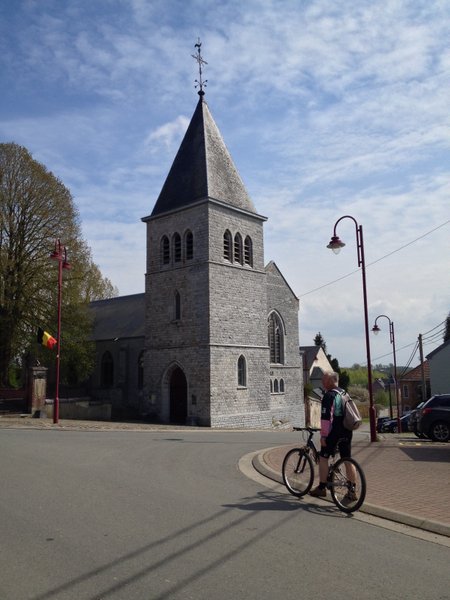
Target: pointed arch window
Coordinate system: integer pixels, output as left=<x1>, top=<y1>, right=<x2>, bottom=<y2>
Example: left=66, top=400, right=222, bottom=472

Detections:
left=173, top=233, right=181, bottom=263
left=161, top=236, right=170, bottom=265
left=279, top=378, right=285, bottom=393
left=185, top=230, right=194, bottom=260
left=268, top=312, right=285, bottom=364
left=223, top=230, right=232, bottom=261
left=174, top=290, right=181, bottom=321
left=244, top=236, right=253, bottom=267
left=237, top=355, right=247, bottom=387
left=234, top=233, right=243, bottom=264
left=138, top=350, right=144, bottom=390
left=274, top=379, right=279, bottom=393
left=101, top=351, right=114, bottom=387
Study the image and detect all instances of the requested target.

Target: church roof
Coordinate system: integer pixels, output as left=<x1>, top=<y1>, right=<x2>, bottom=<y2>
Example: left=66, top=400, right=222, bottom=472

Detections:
left=147, top=96, right=257, bottom=218
left=89, top=293, right=145, bottom=341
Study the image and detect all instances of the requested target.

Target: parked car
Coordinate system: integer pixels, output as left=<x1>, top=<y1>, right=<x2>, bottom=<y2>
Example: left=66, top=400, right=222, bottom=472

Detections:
left=417, top=394, right=450, bottom=442
left=381, top=412, right=411, bottom=433
left=377, top=416, right=391, bottom=433
left=408, top=402, right=427, bottom=438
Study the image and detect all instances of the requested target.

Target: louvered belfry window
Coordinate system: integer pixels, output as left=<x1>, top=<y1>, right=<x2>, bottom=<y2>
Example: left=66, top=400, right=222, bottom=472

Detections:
left=161, top=236, right=170, bottom=265
left=223, top=230, right=232, bottom=261
left=185, top=231, right=194, bottom=260
left=244, top=236, right=253, bottom=266
left=234, top=233, right=243, bottom=264
left=173, top=233, right=181, bottom=262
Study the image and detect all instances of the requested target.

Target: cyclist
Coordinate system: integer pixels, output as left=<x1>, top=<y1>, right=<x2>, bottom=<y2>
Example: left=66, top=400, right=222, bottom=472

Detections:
left=309, top=370, right=357, bottom=503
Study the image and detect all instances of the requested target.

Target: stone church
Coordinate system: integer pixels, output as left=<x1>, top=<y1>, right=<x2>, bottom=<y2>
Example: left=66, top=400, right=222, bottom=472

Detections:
left=89, top=89, right=304, bottom=428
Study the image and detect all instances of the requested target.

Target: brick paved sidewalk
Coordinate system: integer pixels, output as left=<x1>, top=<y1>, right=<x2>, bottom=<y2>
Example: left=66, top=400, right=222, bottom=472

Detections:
left=258, top=437, right=450, bottom=536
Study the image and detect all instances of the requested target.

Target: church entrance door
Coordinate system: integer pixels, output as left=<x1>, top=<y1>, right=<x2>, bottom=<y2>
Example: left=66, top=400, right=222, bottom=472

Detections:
left=169, top=367, right=187, bottom=424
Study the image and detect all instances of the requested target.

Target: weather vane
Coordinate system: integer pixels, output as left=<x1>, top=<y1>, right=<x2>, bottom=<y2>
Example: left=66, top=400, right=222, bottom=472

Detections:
left=192, top=37, right=207, bottom=95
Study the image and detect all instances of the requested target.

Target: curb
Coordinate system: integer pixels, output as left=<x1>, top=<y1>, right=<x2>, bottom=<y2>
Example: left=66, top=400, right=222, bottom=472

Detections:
left=252, top=449, right=450, bottom=538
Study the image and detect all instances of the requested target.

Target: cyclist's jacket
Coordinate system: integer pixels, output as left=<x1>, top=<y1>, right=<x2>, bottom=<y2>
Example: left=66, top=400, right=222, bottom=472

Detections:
left=320, top=387, right=344, bottom=438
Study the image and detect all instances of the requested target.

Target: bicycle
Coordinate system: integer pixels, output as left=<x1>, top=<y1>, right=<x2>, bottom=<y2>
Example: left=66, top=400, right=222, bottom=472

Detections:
left=282, top=426, right=367, bottom=513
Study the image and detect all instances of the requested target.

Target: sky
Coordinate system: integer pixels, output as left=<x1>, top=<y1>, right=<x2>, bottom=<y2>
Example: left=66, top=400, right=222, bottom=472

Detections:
left=1, top=0, right=449, bottom=369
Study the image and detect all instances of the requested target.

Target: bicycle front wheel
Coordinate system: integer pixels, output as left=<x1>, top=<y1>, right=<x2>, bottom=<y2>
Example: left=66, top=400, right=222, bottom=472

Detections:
left=329, top=457, right=366, bottom=513
left=282, top=448, right=314, bottom=497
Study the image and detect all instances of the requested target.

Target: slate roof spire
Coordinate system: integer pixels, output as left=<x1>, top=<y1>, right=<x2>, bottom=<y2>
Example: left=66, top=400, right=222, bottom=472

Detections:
left=147, top=41, right=257, bottom=218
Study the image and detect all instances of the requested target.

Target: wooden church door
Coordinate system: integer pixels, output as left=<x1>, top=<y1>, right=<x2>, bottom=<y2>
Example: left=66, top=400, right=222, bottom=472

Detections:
left=169, top=367, right=188, bottom=424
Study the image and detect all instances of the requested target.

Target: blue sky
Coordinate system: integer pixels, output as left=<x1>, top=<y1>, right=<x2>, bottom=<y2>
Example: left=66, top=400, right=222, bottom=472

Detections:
left=1, top=0, right=449, bottom=368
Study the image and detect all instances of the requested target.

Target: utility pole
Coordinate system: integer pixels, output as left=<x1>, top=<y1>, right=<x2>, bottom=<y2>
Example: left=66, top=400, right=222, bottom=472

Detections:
left=418, top=334, right=428, bottom=402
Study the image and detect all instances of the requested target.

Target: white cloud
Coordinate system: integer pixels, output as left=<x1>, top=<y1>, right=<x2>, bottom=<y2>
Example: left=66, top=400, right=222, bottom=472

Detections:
left=1, top=0, right=449, bottom=367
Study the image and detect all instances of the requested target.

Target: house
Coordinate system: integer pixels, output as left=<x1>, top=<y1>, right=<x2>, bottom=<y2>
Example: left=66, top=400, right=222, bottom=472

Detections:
left=398, top=361, right=430, bottom=410
left=426, top=339, right=450, bottom=395
left=300, top=346, right=333, bottom=399
left=86, top=87, right=304, bottom=427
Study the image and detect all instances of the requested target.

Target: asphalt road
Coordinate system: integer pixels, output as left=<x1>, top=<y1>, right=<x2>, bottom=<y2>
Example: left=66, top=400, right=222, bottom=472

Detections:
left=1, top=428, right=449, bottom=600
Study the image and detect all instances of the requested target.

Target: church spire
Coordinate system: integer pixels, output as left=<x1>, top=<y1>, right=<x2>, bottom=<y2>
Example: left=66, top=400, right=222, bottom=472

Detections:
left=192, top=38, right=207, bottom=97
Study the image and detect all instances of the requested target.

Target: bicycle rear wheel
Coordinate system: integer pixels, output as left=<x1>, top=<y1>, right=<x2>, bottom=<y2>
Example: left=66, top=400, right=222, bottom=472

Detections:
left=282, top=448, right=314, bottom=497
left=329, top=457, right=366, bottom=513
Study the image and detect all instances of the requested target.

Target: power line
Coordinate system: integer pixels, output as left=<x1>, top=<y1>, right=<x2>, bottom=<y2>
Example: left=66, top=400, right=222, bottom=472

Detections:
left=299, top=220, right=450, bottom=298
left=361, top=319, right=446, bottom=368
left=398, top=341, right=420, bottom=377
left=422, top=320, right=446, bottom=337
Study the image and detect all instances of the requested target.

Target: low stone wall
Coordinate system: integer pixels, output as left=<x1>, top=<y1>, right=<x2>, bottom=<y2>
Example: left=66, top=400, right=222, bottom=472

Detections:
left=45, top=398, right=112, bottom=421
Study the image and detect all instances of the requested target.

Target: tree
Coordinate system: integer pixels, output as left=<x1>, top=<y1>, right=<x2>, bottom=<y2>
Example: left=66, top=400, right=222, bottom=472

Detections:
left=444, top=312, right=450, bottom=342
left=314, top=332, right=326, bottom=354
left=0, top=143, right=117, bottom=386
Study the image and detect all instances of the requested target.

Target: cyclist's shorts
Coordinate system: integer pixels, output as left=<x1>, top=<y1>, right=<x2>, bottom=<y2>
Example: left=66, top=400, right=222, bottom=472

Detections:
left=320, top=421, right=352, bottom=459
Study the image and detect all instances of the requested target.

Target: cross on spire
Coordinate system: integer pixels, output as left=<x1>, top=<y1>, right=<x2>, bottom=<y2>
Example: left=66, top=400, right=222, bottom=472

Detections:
left=192, top=37, right=207, bottom=96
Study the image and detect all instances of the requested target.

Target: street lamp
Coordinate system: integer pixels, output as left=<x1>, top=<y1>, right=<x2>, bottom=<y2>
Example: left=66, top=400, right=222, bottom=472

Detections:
left=327, top=215, right=377, bottom=442
left=372, top=315, right=401, bottom=432
left=50, top=239, right=71, bottom=424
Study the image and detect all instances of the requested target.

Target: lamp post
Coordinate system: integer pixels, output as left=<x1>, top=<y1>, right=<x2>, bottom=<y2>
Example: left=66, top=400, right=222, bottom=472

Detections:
left=50, top=239, right=71, bottom=424
left=327, top=215, right=377, bottom=442
left=372, top=315, right=401, bottom=432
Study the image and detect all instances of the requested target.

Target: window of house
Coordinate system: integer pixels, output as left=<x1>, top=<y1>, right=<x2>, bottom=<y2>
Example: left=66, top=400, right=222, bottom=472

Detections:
left=173, top=233, right=181, bottom=262
left=234, top=233, right=243, bottom=264
left=174, top=290, right=181, bottom=321
left=101, top=351, right=114, bottom=387
left=270, top=379, right=273, bottom=393
left=138, top=351, right=144, bottom=390
left=161, top=236, right=170, bottom=265
left=223, top=230, right=232, bottom=261
left=274, top=379, right=279, bottom=393
left=403, top=385, right=409, bottom=399
left=279, top=378, right=285, bottom=393
left=185, top=230, right=194, bottom=260
left=244, top=236, right=253, bottom=267
left=237, top=355, right=247, bottom=387
left=268, top=312, right=284, bottom=364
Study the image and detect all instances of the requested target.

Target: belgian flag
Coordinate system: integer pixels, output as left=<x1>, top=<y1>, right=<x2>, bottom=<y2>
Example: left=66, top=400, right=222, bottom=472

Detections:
left=37, top=327, right=57, bottom=350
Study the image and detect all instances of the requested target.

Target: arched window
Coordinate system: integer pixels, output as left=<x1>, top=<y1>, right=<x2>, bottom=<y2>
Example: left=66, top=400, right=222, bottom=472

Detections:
left=161, top=236, right=170, bottom=265
left=270, top=379, right=273, bottom=393
left=274, top=379, right=279, bottom=393
left=244, top=236, right=253, bottom=267
left=234, top=233, right=243, bottom=264
left=268, top=312, right=284, bottom=364
left=101, top=351, right=114, bottom=387
left=237, top=355, right=247, bottom=387
left=185, top=230, right=194, bottom=260
left=279, top=378, right=285, bottom=393
left=173, top=233, right=181, bottom=263
left=223, top=230, right=232, bottom=261
left=138, top=351, right=144, bottom=390
left=174, top=290, right=181, bottom=321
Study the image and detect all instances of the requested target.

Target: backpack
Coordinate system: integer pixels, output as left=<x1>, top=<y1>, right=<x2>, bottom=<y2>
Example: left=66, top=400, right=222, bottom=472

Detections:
left=334, top=389, right=362, bottom=431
